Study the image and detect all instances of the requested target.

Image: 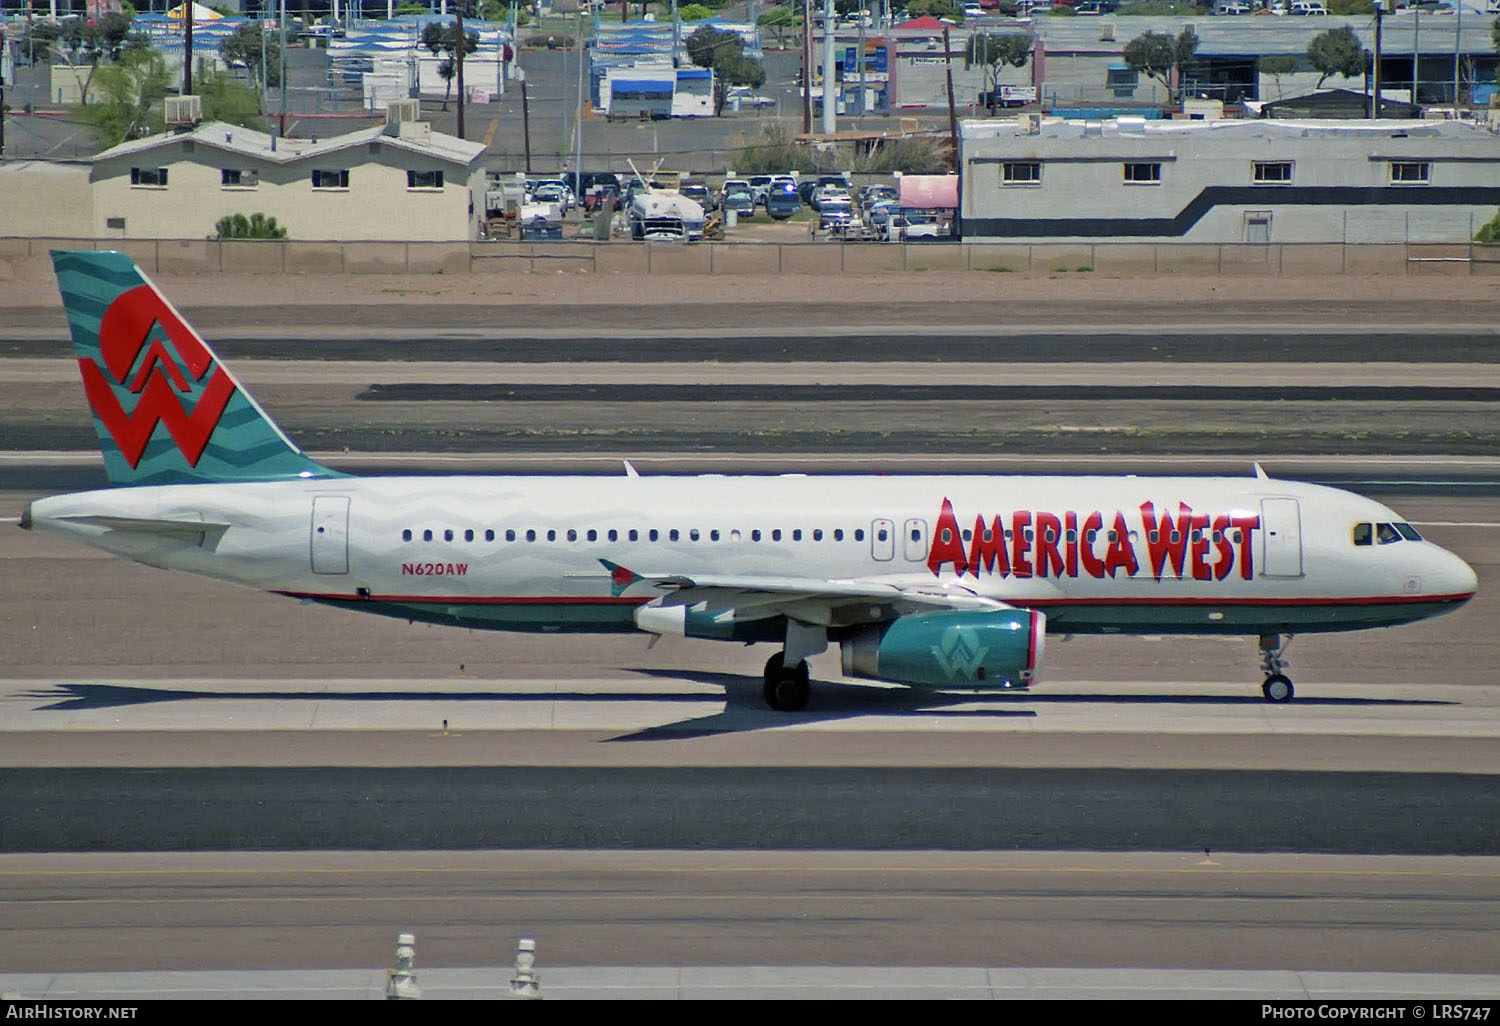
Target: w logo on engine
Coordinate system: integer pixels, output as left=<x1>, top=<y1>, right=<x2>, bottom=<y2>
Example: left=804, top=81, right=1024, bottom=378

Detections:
left=931, top=625, right=989, bottom=681
left=78, top=284, right=237, bottom=468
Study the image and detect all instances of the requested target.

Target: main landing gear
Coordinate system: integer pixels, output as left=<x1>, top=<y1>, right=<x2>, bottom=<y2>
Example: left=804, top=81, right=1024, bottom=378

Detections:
left=763, top=652, right=812, bottom=711
left=1259, top=633, right=1295, bottom=703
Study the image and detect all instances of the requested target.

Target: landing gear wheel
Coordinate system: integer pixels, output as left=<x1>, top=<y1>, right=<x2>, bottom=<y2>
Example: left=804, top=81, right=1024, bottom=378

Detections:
left=763, top=652, right=811, bottom=712
left=1262, top=674, right=1294, bottom=703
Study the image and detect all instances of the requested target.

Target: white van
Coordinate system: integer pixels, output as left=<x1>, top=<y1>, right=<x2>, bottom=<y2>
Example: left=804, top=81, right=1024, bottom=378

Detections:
left=1215, top=1, right=1251, bottom=13
left=1289, top=1, right=1328, bottom=12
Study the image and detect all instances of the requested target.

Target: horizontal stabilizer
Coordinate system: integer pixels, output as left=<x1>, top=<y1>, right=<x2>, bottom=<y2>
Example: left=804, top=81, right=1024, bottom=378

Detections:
left=55, top=514, right=231, bottom=536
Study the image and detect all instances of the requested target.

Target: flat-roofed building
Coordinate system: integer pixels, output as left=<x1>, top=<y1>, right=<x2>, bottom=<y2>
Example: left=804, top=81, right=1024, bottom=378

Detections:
left=829, top=15, right=1500, bottom=112
left=89, top=117, right=487, bottom=241
left=960, top=115, right=1500, bottom=243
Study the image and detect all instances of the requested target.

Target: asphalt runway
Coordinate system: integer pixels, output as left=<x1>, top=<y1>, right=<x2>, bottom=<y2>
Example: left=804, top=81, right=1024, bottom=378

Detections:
left=4, top=851, right=1500, bottom=976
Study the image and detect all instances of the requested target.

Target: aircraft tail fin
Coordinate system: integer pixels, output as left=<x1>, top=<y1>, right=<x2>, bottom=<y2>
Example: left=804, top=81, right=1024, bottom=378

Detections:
left=51, top=250, right=340, bottom=486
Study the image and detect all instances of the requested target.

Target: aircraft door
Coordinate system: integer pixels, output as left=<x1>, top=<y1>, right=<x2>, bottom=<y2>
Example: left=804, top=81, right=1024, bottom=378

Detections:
left=871, top=518, right=894, bottom=561
left=903, top=518, right=928, bottom=562
left=1260, top=497, right=1303, bottom=578
left=311, top=495, right=351, bottom=575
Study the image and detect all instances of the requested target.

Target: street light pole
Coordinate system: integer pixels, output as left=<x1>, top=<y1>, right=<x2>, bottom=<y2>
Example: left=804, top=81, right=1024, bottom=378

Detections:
left=1371, top=0, right=1383, bottom=119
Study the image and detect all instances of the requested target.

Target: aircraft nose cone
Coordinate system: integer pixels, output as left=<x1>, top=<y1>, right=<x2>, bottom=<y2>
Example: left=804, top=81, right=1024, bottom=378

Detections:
left=1450, top=553, right=1479, bottom=599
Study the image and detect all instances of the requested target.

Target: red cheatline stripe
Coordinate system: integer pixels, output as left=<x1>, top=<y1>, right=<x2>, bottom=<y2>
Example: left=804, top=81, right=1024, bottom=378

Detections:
left=274, top=591, right=1474, bottom=608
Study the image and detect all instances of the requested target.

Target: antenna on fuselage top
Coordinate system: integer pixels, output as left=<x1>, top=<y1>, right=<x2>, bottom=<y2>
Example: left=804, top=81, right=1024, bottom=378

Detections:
left=1253, top=462, right=1270, bottom=480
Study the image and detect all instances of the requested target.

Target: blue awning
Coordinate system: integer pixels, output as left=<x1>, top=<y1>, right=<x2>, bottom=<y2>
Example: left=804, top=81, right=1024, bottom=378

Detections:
left=677, top=68, right=712, bottom=80
left=618, top=79, right=675, bottom=92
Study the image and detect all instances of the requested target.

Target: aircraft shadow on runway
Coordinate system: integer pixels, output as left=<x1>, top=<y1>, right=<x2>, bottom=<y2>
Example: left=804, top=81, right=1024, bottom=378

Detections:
left=612, top=668, right=1456, bottom=741
left=23, top=676, right=1455, bottom=744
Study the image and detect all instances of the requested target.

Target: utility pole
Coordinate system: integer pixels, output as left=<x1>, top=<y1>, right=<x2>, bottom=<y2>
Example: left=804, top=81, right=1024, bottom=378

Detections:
left=943, top=25, right=957, bottom=171
left=184, top=0, right=194, bottom=95
left=1371, top=0, right=1383, bottom=119
left=1453, top=0, right=1462, bottom=109
left=801, top=0, right=811, bottom=133
left=521, top=76, right=531, bottom=172
left=279, top=0, right=288, bottom=136
left=857, top=0, right=865, bottom=119
left=456, top=3, right=466, bottom=139
left=1412, top=2, right=1419, bottom=107
left=820, top=0, right=834, bottom=135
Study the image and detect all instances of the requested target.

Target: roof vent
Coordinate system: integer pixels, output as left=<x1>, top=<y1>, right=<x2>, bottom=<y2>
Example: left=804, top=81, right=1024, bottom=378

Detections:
left=1019, top=112, right=1042, bottom=135
left=1099, top=22, right=1115, bottom=41
left=1083, top=119, right=1103, bottom=138
left=1118, top=115, right=1147, bottom=135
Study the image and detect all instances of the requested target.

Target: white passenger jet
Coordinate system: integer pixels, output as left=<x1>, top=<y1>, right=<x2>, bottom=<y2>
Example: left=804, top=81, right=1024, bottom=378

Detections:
left=21, top=251, right=1478, bottom=709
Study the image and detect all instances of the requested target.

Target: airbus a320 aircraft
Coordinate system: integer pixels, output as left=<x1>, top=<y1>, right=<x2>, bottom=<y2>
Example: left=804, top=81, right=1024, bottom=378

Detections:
left=22, top=251, right=1478, bottom=710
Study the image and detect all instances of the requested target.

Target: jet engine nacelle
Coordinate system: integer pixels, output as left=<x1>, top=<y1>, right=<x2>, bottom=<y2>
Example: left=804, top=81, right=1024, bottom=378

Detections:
left=841, top=608, right=1045, bottom=689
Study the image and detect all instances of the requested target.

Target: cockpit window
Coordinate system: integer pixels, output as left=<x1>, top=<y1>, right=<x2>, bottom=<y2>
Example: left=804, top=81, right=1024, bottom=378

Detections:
left=1376, top=523, right=1402, bottom=545
left=1393, top=522, right=1423, bottom=541
left=1353, top=523, right=1372, bottom=546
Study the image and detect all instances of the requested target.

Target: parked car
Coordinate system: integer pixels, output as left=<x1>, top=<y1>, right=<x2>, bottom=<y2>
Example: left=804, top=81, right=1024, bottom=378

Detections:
left=812, top=184, right=850, bottom=212
left=798, top=179, right=821, bottom=207
left=864, top=199, right=899, bottom=230
left=858, top=184, right=899, bottom=213
left=882, top=208, right=947, bottom=241
left=717, top=179, right=756, bottom=216
left=532, top=182, right=575, bottom=211
left=747, top=175, right=776, bottom=207
left=726, top=86, right=776, bottom=110
left=765, top=181, right=802, bottom=220
left=679, top=181, right=713, bottom=211
left=818, top=196, right=855, bottom=233
left=582, top=182, right=620, bottom=213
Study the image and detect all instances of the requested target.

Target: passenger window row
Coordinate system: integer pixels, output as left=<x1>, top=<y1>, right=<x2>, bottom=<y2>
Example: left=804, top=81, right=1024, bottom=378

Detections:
left=400, top=527, right=872, bottom=544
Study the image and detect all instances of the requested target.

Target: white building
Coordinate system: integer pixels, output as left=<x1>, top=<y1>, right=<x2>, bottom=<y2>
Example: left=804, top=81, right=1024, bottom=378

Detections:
left=86, top=115, right=488, bottom=241
left=959, top=116, right=1500, bottom=244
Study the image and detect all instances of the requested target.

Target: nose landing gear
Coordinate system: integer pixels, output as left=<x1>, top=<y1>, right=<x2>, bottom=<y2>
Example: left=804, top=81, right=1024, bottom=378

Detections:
left=1259, top=633, right=1295, bottom=702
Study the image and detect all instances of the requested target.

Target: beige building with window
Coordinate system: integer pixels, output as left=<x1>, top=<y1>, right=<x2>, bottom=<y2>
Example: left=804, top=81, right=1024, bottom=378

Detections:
left=87, top=117, right=487, bottom=242
left=959, top=116, right=1500, bottom=244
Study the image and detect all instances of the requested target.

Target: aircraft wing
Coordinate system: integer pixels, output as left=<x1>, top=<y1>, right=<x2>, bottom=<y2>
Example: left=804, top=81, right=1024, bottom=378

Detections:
left=580, top=560, right=1007, bottom=627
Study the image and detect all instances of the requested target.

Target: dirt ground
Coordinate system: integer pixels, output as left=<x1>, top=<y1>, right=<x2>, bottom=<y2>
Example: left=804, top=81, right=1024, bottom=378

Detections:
left=6, top=258, right=1500, bottom=312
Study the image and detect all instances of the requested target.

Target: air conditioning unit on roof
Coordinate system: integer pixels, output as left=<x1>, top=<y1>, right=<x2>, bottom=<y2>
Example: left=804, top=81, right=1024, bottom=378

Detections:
left=165, top=95, right=202, bottom=128
left=386, top=99, right=421, bottom=125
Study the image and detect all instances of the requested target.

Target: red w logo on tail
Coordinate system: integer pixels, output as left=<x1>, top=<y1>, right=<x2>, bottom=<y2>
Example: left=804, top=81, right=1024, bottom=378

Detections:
left=79, top=285, right=237, bottom=468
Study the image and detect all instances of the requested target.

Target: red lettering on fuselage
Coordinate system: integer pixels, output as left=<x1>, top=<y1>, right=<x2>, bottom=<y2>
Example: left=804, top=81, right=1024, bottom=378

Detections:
left=400, top=562, right=469, bottom=576
left=928, top=498, right=1260, bottom=583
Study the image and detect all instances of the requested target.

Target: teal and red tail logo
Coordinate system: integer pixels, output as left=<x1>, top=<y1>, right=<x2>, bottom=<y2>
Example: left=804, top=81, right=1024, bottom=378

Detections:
left=81, top=283, right=235, bottom=469
left=52, top=250, right=338, bottom=486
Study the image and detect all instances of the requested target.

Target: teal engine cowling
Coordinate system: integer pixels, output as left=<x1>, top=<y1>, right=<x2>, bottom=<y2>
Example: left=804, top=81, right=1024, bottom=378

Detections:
left=840, top=608, right=1045, bottom=689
